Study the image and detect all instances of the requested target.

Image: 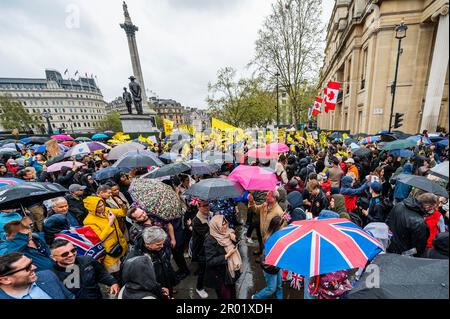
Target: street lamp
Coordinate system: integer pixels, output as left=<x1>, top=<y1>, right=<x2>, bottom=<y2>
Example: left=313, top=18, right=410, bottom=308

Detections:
left=42, top=110, right=53, bottom=135
left=275, top=72, right=280, bottom=128
left=388, top=21, right=407, bottom=133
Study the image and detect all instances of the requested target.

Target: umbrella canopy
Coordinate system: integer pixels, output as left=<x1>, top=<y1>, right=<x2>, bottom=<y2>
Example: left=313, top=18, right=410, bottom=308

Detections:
left=266, top=143, right=289, bottom=153
left=437, top=139, right=449, bottom=147
left=0, top=182, right=68, bottom=210
left=91, top=133, right=109, bottom=140
left=199, top=151, right=234, bottom=164
left=352, top=147, right=371, bottom=157
left=129, top=178, right=182, bottom=221
left=74, top=137, right=92, bottom=142
left=33, top=144, right=69, bottom=154
left=350, top=143, right=360, bottom=150
left=0, top=139, right=21, bottom=146
left=0, top=148, right=21, bottom=158
left=2, top=143, right=25, bottom=150
left=65, top=142, right=110, bottom=158
left=429, top=161, right=449, bottom=181
left=379, top=134, right=397, bottom=142
left=0, top=178, right=25, bottom=188
left=344, top=138, right=359, bottom=146
left=45, top=153, right=66, bottom=166
left=228, top=165, right=278, bottom=191
left=159, top=152, right=182, bottom=163
left=407, top=135, right=431, bottom=145
left=186, top=161, right=221, bottom=176
left=388, top=149, right=414, bottom=158
left=358, top=136, right=381, bottom=145
left=391, top=130, right=413, bottom=139
left=382, top=139, right=417, bottom=151
left=51, top=134, right=73, bottom=141
left=264, top=218, right=383, bottom=277
left=107, top=142, right=145, bottom=161
left=47, top=161, right=84, bottom=173
left=395, top=173, right=448, bottom=197
left=20, top=136, right=51, bottom=144
left=112, top=150, right=164, bottom=168
left=92, top=166, right=131, bottom=181
left=247, top=148, right=279, bottom=160
left=185, top=178, right=244, bottom=201
left=348, top=253, right=449, bottom=299
left=143, top=162, right=191, bottom=179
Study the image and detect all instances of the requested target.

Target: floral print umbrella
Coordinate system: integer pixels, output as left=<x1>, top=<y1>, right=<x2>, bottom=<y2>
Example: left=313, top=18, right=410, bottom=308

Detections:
left=129, top=178, right=182, bottom=221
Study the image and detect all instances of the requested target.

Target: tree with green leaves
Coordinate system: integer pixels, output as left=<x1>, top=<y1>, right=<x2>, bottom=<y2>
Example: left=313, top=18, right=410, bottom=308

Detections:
left=207, top=67, right=275, bottom=128
left=250, top=0, right=324, bottom=124
left=0, top=94, right=42, bottom=131
left=95, top=111, right=123, bottom=132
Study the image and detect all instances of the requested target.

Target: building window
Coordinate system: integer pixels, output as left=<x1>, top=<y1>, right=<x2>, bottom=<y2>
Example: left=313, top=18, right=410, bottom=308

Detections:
left=361, top=47, right=368, bottom=90
left=346, top=58, right=351, bottom=94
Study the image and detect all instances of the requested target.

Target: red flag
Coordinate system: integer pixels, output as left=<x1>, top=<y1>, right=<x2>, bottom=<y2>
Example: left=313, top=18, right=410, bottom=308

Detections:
left=311, top=97, right=322, bottom=116
left=323, top=81, right=340, bottom=112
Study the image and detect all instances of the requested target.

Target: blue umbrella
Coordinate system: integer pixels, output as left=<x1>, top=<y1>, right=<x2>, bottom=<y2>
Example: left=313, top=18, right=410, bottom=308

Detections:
left=93, top=166, right=131, bottom=181
left=358, top=136, right=381, bottom=145
left=33, top=144, right=69, bottom=153
left=437, top=139, right=449, bottom=147
left=2, top=143, right=24, bottom=150
left=91, top=133, right=109, bottom=140
left=407, top=135, right=431, bottom=145
left=377, top=130, right=390, bottom=135
left=389, top=149, right=414, bottom=158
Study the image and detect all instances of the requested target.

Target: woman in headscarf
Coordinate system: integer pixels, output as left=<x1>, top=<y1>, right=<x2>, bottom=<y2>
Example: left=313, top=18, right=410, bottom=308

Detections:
left=121, top=255, right=167, bottom=299
left=204, top=214, right=242, bottom=299
left=330, top=194, right=347, bottom=215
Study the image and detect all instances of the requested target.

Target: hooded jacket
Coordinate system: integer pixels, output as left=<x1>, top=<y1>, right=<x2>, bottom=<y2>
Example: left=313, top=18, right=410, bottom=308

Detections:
left=121, top=255, right=162, bottom=299
left=331, top=194, right=347, bottom=214
left=82, top=196, right=127, bottom=269
left=393, top=163, right=413, bottom=201
left=43, top=214, right=70, bottom=245
left=287, top=191, right=306, bottom=222
left=386, top=197, right=429, bottom=257
left=422, top=232, right=448, bottom=259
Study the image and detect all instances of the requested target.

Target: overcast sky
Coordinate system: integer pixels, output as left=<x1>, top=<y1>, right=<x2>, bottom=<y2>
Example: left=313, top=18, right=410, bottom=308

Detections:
left=0, top=0, right=334, bottom=108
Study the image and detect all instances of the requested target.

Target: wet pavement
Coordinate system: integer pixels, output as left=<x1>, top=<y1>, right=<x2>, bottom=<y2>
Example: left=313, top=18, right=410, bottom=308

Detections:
left=174, top=203, right=304, bottom=300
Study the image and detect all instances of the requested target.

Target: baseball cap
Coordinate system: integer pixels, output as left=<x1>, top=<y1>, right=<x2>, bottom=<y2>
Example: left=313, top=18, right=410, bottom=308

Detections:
left=345, top=158, right=355, bottom=164
left=69, top=184, right=87, bottom=192
left=368, top=181, right=382, bottom=193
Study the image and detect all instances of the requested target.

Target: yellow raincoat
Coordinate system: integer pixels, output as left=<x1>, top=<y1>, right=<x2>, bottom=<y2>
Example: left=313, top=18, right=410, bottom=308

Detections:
left=83, top=196, right=128, bottom=270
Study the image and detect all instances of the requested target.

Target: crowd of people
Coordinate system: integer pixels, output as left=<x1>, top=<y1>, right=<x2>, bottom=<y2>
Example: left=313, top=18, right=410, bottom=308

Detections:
left=0, top=129, right=448, bottom=300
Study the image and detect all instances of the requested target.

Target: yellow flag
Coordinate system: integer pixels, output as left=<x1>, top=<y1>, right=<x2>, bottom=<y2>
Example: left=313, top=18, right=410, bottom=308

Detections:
left=163, top=119, right=174, bottom=136
left=211, top=118, right=236, bottom=131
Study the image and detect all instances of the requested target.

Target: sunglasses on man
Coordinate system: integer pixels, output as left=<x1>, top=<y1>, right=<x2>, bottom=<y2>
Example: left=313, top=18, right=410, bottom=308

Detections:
left=0, top=260, right=34, bottom=277
left=54, top=248, right=77, bottom=258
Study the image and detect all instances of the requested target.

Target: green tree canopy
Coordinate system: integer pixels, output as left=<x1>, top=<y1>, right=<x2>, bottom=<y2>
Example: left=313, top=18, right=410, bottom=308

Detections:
left=0, top=94, right=42, bottom=131
left=95, top=111, right=123, bottom=132
left=207, top=67, right=276, bottom=128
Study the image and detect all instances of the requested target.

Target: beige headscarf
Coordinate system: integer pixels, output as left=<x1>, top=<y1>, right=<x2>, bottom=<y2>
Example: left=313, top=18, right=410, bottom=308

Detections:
left=209, top=215, right=242, bottom=278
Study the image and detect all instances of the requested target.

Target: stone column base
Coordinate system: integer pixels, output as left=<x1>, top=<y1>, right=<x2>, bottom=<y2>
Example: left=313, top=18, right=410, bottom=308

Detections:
left=120, top=114, right=159, bottom=134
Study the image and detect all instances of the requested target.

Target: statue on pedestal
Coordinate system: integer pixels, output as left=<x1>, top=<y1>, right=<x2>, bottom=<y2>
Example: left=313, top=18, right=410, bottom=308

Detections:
left=122, top=87, right=133, bottom=114
left=129, top=75, right=144, bottom=115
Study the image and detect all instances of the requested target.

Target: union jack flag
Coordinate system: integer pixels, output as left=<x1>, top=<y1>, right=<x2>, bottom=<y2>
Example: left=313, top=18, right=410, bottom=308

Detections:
left=265, top=218, right=383, bottom=277
left=54, top=226, right=105, bottom=260
left=290, top=273, right=304, bottom=290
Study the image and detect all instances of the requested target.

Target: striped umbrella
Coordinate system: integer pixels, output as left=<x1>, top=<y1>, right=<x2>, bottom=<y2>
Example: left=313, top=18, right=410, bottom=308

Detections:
left=265, top=218, right=383, bottom=277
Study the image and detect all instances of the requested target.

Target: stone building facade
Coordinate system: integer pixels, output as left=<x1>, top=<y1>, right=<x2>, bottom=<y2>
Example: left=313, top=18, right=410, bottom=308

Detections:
left=0, top=69, right=107, bottom=134
left=318, top=0, right=449, bottom=134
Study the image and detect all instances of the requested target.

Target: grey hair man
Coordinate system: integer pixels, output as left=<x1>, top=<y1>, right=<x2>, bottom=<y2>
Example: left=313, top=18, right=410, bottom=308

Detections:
left=47, top=197, right=81, bottom=227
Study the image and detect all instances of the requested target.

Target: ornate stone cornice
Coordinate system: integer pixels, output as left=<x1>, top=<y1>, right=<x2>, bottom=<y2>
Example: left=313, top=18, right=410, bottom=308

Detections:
left=431, top=4, right=449, bottom=22
left=120, top=23, right=138, bottom=36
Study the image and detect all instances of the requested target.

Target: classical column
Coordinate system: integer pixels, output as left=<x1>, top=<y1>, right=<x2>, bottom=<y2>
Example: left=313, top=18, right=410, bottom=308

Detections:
left=120, top=1, right=155, bottom=115
left=420, top=5, right=449, bottom=132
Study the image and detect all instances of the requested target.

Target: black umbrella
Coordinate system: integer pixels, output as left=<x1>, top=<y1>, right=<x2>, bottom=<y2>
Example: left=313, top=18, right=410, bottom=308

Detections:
left=352, top=147, right=372, bottom=157
left=343, top=138, right=358, bottom=146
left=429, top=161, right=449, bottom=181
left=184, top=178, right=244, bottom=201
left=348, top=253, right=449, bottom=299
left=379, top=134, right=397, bottom=142
left=0, top=182, right=68, bottom=210
left=45, top=153, right=66, bottom=166
left=0, top=139, right=20, bottom=146
left=93, top=166, right=131, bottom=181
left=143, top=162, right=191, bottom=179
left=112, top=150, right=164, bottom=168
left=0, top=148, right=21, bottom=158
left=22, top=136, right=51, bottom=144
left=187, top=161, right=221, bottom=176
left=395, top=173, right=448, bottom=197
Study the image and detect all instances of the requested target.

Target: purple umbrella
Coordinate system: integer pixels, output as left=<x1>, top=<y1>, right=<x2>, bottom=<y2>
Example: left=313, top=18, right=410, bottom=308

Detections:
left=64, top=142, right=110, bottom=158
left=47, top=161, right=84, bottom=173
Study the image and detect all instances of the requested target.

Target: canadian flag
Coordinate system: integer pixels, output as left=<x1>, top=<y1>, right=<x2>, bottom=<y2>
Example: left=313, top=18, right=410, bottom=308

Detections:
left=311, top=97, right=322, bottom=116
left=323, top=81, right=340, bottom=113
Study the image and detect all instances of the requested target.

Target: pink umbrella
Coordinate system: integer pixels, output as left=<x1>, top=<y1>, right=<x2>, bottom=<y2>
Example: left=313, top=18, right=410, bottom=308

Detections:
left=266, top=142, right=289, bottom=153
left=47, top=161, right=83, bottom=173
left=51, top=134, right=74, bottom=141
left=247, top=148, right=279, bottom=160
left=228, top=165, right=278, bottom=191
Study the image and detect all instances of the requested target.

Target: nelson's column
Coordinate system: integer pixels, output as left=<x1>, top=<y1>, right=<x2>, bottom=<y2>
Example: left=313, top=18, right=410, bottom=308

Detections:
left=119, top=1, right=158, bottom=133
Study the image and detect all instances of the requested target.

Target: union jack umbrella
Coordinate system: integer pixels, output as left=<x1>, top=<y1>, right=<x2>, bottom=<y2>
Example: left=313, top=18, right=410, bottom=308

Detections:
left=265, top=218, right=383, bottom=277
